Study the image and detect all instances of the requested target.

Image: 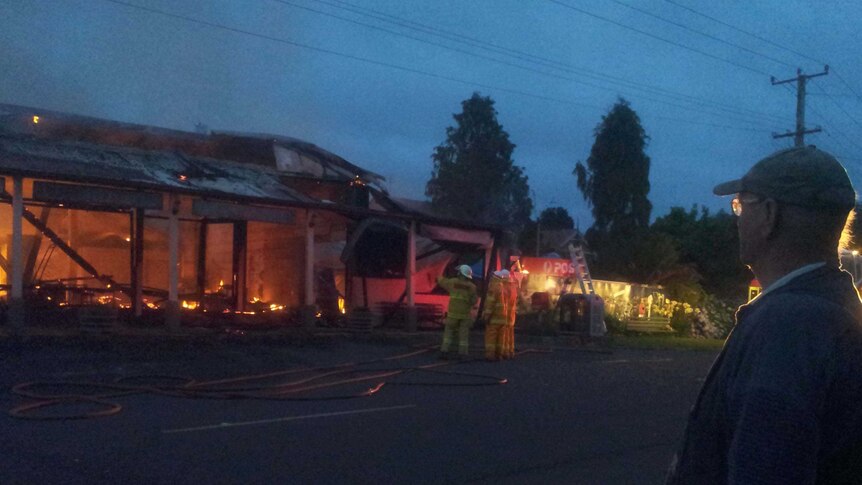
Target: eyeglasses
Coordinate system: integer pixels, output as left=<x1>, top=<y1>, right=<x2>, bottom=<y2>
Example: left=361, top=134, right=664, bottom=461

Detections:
left=731, top=195, right=763, bottom=216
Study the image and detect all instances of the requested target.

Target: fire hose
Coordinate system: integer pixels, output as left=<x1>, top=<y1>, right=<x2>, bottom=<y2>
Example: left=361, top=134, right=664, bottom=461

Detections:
left=8, top=348, right=548, bottom=420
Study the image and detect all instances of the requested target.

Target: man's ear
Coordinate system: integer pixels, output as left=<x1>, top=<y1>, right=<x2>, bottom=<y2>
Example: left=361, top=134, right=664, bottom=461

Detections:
left=762, top=198, right=781, bottom=239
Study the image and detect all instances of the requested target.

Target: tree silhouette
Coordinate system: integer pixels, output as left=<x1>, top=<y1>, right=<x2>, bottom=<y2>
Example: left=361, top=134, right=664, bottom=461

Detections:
left=574, top=98, right=652, bottom=278
left=427, top=93, right=532, bottom=228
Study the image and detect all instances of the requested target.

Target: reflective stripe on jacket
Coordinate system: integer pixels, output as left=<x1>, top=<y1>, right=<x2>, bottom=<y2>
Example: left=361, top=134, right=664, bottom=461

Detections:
left=437, top=276, right=477, bottom=320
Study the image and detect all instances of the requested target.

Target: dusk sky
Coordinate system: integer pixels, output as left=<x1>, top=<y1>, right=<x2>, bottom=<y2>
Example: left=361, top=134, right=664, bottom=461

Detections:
left=2, top=0, right=861, bottom=228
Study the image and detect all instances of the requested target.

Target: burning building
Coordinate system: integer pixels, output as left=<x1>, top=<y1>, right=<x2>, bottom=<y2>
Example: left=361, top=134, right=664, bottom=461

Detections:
left=0, top=104, right=500, bottom=331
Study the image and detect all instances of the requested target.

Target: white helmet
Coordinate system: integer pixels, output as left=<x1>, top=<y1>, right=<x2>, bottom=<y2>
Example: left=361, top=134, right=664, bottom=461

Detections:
left=458, top=265, right=473, bottom=278
left=493, top=269, right=510, bottom=280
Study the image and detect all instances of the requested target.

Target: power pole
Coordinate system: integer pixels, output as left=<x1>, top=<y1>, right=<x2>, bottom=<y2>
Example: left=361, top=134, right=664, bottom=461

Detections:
left=771, top=65, right=829, bottom=147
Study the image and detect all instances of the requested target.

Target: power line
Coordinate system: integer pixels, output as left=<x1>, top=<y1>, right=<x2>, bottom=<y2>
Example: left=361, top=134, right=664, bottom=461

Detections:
left=804, top=98, right=862, bottom=154
left=97, top=0, right=600, bottom=108
left=303, top=0, right=790, bottom=125
left=647, top=115, right=773, bottom=133
left=274, top=0, right=774, bottom=127
left=96, top=0, right=780, bottom=135
left=272, top=0, right=783, bottom=129
left=546, top=0, right=771, bottom=76
left=662, top=0, right=825, bottom=65
left=609, top=0, right=795, bottom=68
left=806, top=101, right=862, bottom=154
left=660, top=1, right=862, bottom=115
left=831, top=68, right=862, bottom=105
left=810, top=86, right=862, bottom=133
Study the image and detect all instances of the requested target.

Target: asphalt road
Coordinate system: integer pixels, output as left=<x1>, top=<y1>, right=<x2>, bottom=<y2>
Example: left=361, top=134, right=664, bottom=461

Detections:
left=0, top=335, right=718, bottom=484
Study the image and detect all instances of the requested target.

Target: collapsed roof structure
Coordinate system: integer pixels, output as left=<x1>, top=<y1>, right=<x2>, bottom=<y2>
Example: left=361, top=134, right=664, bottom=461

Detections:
left=0, top=104, right=501, bottom=331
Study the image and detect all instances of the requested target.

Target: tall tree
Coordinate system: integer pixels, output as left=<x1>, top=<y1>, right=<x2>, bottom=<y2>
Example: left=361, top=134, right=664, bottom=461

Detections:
left=575, top=98, right=652, bottom=235
left=426, top=93, right=533, bottom=227
left=574, top=98, right=652, bottom=278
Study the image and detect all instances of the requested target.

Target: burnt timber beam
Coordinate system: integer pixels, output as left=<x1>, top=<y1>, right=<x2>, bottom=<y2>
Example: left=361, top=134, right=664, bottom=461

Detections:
left=23, top=207, right=50, bottom=283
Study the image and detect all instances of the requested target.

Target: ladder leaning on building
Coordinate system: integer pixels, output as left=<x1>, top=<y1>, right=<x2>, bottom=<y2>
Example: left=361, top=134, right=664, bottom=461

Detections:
left=567, top=244, right=606, bottom=337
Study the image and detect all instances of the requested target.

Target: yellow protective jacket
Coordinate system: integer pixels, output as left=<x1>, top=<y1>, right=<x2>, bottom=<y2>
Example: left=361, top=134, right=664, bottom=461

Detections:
left=505, top=280, right=519, bottom=326
left=482, top=276, right=509, bottom=326
left=437, top=276, right=478, bottom=320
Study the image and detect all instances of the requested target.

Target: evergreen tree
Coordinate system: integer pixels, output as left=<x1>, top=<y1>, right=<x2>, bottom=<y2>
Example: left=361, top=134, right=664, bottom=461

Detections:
left=426, top=93, right=533, bottom=227
left=575, top=98, right=652, bottom=235
left=574, top=98, right=652, bottom=278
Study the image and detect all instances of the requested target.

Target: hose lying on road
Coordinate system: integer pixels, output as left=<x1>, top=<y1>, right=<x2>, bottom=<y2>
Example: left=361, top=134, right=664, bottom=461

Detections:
left=8, top=347, right=544, bottom=420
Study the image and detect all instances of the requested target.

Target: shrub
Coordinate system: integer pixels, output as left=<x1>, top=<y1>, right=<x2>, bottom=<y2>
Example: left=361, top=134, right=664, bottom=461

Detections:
left=670, top=308, right=694, bottom=336
left=692, top=294, right=737, bottom=339
left=604, top=314, right=626, bottom=335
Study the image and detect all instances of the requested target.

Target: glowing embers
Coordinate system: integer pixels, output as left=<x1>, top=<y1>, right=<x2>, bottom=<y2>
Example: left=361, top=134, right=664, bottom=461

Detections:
left=246, top=296, right=287, bottom=314
left=338, top=296, right=346, bottom=315
left=28, top=278, right=130, bottom=310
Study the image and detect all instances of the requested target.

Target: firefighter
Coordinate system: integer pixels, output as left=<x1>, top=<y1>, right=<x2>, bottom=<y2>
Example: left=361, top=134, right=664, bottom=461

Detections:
left=482, top=270, right=510, bottom=361
left=437, top=264, right=478, bottom=358
left=503, top=269, right=519, bottom=359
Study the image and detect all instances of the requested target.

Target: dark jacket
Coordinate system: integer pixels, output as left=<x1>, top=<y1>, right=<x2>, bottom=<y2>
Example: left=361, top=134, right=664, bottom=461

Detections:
left=668, top=265, right=862, bottom=484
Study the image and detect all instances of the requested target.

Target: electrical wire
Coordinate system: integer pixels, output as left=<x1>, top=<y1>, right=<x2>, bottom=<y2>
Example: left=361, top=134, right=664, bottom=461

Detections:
left=608, top=0, right=795, bottom=68
left=96, top=0, right=785, bottom=133
left=662, top=0, right=826, bottom=66
left=831, top=68, right=862, bottom=105
left=96, top=0, right=593, bottom=108
left=301, top=0, right=790, bottom=125
left=545, top=0, right=771, bottom=76
left=807, top=104, right=862, bottom=154
left=772, top=83, right=862, bottom=158
left=810, top=86, right=862, bottom=133
left=660, top=2, right=862, bottom=119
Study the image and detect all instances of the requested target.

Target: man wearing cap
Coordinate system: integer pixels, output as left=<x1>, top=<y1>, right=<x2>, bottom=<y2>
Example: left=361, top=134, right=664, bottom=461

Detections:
left=667, top=146, right=862, bottom=484
left=437, top=264, right=478, bottom=358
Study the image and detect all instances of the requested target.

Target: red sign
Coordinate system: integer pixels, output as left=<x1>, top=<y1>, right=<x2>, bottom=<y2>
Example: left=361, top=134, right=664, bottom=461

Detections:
left=520, top=257, right=576, bottom=277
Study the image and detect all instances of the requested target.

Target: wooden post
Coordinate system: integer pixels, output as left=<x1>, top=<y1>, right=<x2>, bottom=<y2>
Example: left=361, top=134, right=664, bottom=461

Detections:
left=9, top=176, right=24, bottom=330
left=303, top=210, right=316, bottom=327
left=197, top=220, right=207, bottom=300
left=130, top=209, right=145, bottom=317
left=405, top=221, right=417, bottom=331
left=166, top=195, right=180, bottom=328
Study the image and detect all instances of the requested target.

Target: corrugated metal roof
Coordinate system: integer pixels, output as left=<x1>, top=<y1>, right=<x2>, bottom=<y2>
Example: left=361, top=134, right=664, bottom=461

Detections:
left=213, top=131, right=385, bottom=187
left=0, top=103, right=385, bottom=189
left=0, top=134, right=315, bottom=203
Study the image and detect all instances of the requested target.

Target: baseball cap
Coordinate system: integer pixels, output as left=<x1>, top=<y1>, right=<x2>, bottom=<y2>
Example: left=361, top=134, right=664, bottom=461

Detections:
left=713, top=146, right=856, bottom=210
